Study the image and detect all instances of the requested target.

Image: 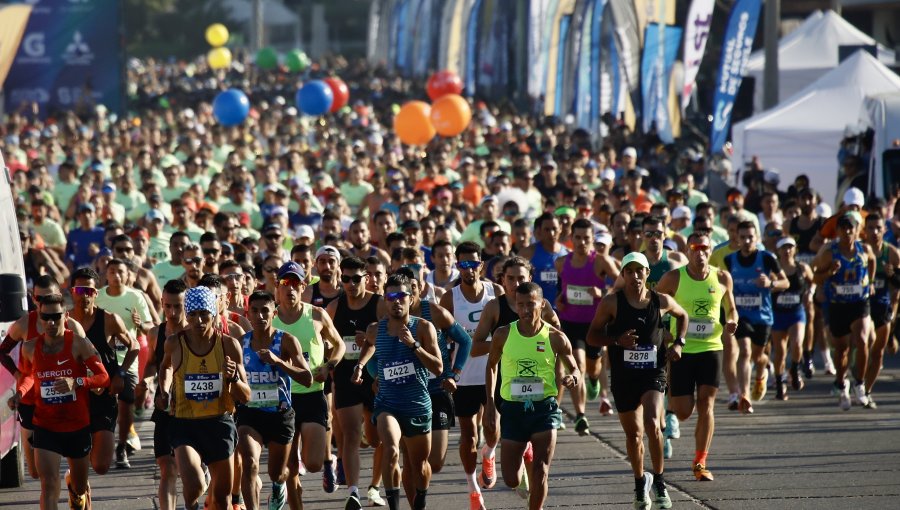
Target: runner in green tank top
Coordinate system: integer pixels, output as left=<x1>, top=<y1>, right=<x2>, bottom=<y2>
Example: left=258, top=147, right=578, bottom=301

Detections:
left=271, top=262, right=345, bottom=510
left=655, top=232, right=738, bottom=483
left=486, top=282, right=580, bottom=510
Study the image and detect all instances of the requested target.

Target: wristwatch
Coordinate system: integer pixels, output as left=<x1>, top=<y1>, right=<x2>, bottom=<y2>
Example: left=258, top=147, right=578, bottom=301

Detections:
left=75, top=377, right=85, bottom=388
left=411, top=340, right=421, bottom=351
left=451, top=372, right=460, bottom=382
left=673, top=337, right=686, bottom=347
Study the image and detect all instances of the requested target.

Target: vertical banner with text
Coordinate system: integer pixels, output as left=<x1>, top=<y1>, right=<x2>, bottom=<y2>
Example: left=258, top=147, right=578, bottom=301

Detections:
left=681, top=0, right=715, bottom=111
left=3, top=0, right=123, bottom=116
left=710, top=0, right=762, bottom=154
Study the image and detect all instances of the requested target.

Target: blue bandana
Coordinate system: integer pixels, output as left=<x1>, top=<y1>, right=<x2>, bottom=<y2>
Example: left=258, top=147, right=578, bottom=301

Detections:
left=185, top=287, right=218, bottom=316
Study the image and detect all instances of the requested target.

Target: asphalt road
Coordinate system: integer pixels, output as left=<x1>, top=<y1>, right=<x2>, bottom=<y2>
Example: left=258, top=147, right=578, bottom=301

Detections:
left=1, top=354, right=897, bottom=509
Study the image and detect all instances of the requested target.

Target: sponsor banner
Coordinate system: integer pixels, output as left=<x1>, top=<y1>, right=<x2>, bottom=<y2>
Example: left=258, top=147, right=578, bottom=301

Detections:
left=682, top=0, right=715, bottom=111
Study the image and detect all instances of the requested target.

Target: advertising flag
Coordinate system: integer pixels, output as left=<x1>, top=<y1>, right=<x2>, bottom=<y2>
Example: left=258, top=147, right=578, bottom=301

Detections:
left=682, top=0, right=715, bottom=111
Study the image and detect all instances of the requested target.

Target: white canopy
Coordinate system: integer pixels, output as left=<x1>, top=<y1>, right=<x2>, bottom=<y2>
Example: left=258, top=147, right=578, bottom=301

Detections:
left=732, top=51, right=900, bottom=206
left=745, top=10, right=896, bottom=112
left=864, top=92, right=900, bottom=199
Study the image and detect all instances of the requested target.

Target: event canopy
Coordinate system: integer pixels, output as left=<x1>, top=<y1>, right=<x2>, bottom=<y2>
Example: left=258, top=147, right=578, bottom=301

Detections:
left=864, top=92, right=900, bottom=199
left=732, top=51, right=900, bottom=206
left=744, top=10, right=896, bottom=112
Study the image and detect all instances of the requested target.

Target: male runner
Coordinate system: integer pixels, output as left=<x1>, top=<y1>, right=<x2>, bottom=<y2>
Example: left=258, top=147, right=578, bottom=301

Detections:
left=349, top=219, right=391, bottom=267
left=438, top=242, right=504, bottom=509
left=862, top=212, right=900, bottom=408
left=156, top=286, right=251, bottom=510
left=519, top=213, right=568, bottom=307
left=426, top=240, right=459, bottom=290
left=15, top=294, right=110, bottom=510
left=724, top=222, right=788, bottom=410
left=69, top=268, right=134, bottom=476
left=327, top=256, right=387, bottom=509
left=353, top=274, right=442, bottom=510
left=555, top=218, right=618, bottom=435
left=144, top=279, right=189, bottom=510
left=813, top=212, right=876, bottom=410
left=272, top=262, right=345, bottom=510
left=485, top=282, right=579, bottom=510
left=771, top=238, right=813, bottom=400
left=655, top=232, right=738, bottom=481
left=302, top=246, right=344, bottom=308
left=237, top=290, right=312, bottom=510
left=588, top=252, right=688, bottom=509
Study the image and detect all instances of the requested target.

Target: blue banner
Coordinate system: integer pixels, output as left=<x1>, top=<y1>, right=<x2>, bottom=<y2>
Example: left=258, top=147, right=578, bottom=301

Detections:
left=641, top=23, right=682, bottom=142
left=3, top=0, right=123, bottom=116
left=588, top=0, right=607, bottom=134
left=710, top=0, right=762, bottom=154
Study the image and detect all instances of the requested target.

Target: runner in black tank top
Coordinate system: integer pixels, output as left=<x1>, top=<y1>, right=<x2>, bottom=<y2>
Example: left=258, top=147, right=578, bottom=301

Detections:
left=332, top=293, right=380, bottom=408
left=311, top=281, right=343, bottom=308
left=790, top=215, right=823, bottom=263
left=607, top=291, right=667, bottom=382
left=497, top=297, right=519, bottom=329
left=86, top=308, right=120, bottom=439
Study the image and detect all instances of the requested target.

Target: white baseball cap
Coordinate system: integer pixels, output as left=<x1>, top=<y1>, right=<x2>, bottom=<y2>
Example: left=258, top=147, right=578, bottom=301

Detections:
left=842, top=187, right=865, bottom=208
left=776, top=237, right=797, bottom=250
left=594, top=232, right=612, bottom=246
left=600, top=169, right=616, bottom=181
left=672, top=205, right=692, bottom=221
left=622, top=147, right=638, bottom=158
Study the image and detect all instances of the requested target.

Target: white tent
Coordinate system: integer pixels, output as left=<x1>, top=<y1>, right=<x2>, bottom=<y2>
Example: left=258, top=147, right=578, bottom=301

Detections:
left=864, top=92, right=900, bottom=198
left=744, top=10, right=896, bottom=112
left=732, top=51, right=900, bottom=206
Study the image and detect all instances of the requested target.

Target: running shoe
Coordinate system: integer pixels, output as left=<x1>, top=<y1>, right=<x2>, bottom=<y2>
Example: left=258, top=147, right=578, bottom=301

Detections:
left=634, top=472, right=653, bottom=509
left=126, top=424, right=142, bottom=453
left=116, top=444, right=130, bottom=469
left=469, top=491, right=486, bottom=510
left=515, top=468, right=529, bottom=500
left=766, top=362, right=775, bottom=389
left=726, top=393, right=739, bottom=411
left=65, top=469, right=89, bottom=510
left=739, top=395, right=754, bottom=414
left=599, top=398, right=615, bottom=416
left=852, top=383, right=870, bottom=407
left=693, top=463, right=714, bottom=481
left=802, top=356, right=814, bottom=379
left=268, top=482, right=287, bottom=510
left=523, top=441, right=534, bottom=464
left=664, top=413, right=680, bottom=439
left=367, top=486, right=386, bottom=507
left=585, top=377, right=601, bottom=401
left=775, top=383, right=788, bottom=401
left=864, top=394, right=878, bottom=410
left=479, top=452, right=496, bottom=489
left=653, top=479, right=672, bottom=509
left=336, top=457, right=346, bottom=486
left=663, top=438, right=672, bottom=459
left=298, top=458, right=307, bottom=476
left=344, top=492, right=362, bottom=510
left=322, top=459, right=337, bottom=493
left=837, top=382, right=851, bottom=411
left=574, top=415, right=590, bottom=436
left=750, top=373, right=767, bottom=401
left=557, top=421, right=566, bottom=430
left=790, top=366, right=804, bottom=391
left=823, top=357, right=836, bottom=376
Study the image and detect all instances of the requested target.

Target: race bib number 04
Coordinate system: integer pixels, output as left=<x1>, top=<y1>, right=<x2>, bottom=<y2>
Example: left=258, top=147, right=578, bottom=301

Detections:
left=624, top=345, right=657, bottom=369
left=184, top=373, right=222, bottom=401
left=509, top=376, right=544, bottom=401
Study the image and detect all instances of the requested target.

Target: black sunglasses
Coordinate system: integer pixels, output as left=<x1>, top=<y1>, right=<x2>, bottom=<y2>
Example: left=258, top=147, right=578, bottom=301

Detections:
left=340, top=274, right=366, bottom=284
left=184, top=257, right=202, bottom=265
left=203, top=248, right=220, bottom=255
left=40, top=312, right=63, bottom=322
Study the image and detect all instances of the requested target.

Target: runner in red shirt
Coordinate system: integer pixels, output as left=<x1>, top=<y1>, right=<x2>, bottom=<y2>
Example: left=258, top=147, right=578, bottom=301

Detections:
left=14, top=294, right=110, bottom=510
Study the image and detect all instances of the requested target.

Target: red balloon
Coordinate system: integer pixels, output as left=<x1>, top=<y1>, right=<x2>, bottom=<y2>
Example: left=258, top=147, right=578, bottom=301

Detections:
left=324, top=77, right=350, bottom=113
left=426, top=70, right=463, bottom=101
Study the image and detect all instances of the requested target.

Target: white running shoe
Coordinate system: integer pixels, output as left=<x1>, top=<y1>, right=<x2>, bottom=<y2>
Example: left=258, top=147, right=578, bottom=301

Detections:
left=838, top=384, right=851, bottom=411
left=853, top=383, right=870, bottom=407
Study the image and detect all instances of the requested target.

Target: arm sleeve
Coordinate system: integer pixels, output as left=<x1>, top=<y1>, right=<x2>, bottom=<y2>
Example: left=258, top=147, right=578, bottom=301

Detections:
left=83, top=355, right=110, bottom=390
left=445, top=322, right=472, bottom=374
left=0, top=335, right=20, bottom=376
left=764, top=253, right=782, bottom=274
left=15, top=354, right=33, bottom=396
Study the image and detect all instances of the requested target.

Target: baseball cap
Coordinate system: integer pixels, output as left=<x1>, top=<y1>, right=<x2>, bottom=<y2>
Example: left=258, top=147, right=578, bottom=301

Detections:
left=842, top=187, right=865, bottom=208
left=764, top=170, right=780, bottom=185
left=145, top=209, right=166, bottom=222
left=262, top=222, right=282, bottom=234
left=277, top=261, right=306, bottom=281
left=401, top=220, right=421, bottom=231
left=839, top=211, right=862, bottom=228
left=600, top=169, right=616, bottom=181
left=776, top=237, right=797, bottom=250
left=294, top=225, right=315, bottom=240
left=622, top=147, right=638, bottom=159
left=672, top=205, right=692, bottom=221
left=78, top=203, right=96, bottom=213
left=554, top=206, right=576, bottom=218
left=101, top=182, right=117, bottom=194
left=621, top=252, right=650, bottom=269
left=480, top=196, right=498, bottom=206
left=594, top=232, right=612, bottom=246
left=315, top=245, right=342, bottom=262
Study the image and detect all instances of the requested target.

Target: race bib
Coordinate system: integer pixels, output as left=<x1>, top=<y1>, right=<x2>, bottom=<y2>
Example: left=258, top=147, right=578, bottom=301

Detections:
left=566, top=285, right=593, bottom=306
left=40, top=380, right=75, bottom=404
left=735, top=295, right=762, bottom=308
left=343, top=336, right=362, bottom=360
left=248, top=383, right=279, bottom=408
left=382, top=361, right=415, bottom=385
left=509, top=377, right=544, bottom=401
left=540, top=270, right=558, bottom=284
left=796, top=253, right=815, bottom=265
left=776, top=293, right=801, bottom=306
left=184, top=373, right=222, bottom=401
left=834, top=284, right=863, bottom=297
left=687, top=319, right=715, bottom=339
left=874, top=278, right=886, bottom=290
left=624, top=345, right=657, bottom=369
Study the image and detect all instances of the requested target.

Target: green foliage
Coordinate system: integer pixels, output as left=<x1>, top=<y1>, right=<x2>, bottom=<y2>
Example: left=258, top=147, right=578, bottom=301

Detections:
left=124, top=0, right=237, bottom=58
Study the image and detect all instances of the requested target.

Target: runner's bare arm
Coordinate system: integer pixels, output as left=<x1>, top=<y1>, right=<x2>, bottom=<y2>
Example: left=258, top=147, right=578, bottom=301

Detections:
left=470, top=299, right=497, bottom=356
left=812, top=243, right=836, bottom=285
left=352, top=323, right=378, bottom=385
left=484, top=325, right=509, bottom=407
left=223, top=334, right=251, bottom=404
left=108, top=312, right=138, bottom=375
left=414, top=320, right=443, bottom=377
left=586, top=293, right=620, bottom=347
left=659, top=293, right=688, bottom=340
left=541, top=299, right=561, bottom=328
left=718, top=270, right=739, bottom=333
left=155, top=334, right=180, bottom=410
left=274, top=332, right=313, bottom=388
left=549, top=328, right=580, bottom=388
left=0, top=317, right=26, bottom=378
left=315, top=306, right=346, bottom=364
left=654, top=268, right=680, bottom=297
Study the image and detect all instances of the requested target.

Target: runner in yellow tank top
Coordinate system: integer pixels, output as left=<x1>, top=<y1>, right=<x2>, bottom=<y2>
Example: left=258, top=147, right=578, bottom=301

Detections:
left=156, top=286, right=250, bottom=510
left=486, top=282, right=580, bottom=510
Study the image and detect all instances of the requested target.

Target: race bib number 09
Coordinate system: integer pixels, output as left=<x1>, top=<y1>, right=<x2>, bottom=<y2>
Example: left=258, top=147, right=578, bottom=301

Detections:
left=624, top=345, right=657, bottom=369
left=687, top=319, right=715, bottom=339
left=184, top=373, right=222, bottom=401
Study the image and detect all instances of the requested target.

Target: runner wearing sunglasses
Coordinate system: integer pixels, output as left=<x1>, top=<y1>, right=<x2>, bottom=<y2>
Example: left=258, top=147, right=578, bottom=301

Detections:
left=271, top=261, right=345, bottom=510
left=438, top=242, right=504, bottom=510
left=327, top=256, right=388, bottom=509
left=655, top=232, right=738, bottom=482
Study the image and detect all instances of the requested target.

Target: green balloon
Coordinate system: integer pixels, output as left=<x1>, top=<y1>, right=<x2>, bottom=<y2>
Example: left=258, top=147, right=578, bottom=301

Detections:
left=256, top=47, right=278, bottom=70
left=285, top=50, right=309, bottom=72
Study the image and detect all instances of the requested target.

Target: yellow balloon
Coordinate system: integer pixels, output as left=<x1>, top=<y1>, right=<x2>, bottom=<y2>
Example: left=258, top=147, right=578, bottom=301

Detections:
left=205, top=23, right=229, bottom=47
left=207, top=47, right=232, bottom=70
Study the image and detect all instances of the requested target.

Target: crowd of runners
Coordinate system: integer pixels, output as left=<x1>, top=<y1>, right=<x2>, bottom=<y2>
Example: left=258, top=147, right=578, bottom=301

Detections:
left=1, top=55, right=898, bottom=510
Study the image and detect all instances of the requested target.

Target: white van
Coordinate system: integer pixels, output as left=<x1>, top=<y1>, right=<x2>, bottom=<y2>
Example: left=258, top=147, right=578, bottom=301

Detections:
left=0, top=149, right=29, bottom=488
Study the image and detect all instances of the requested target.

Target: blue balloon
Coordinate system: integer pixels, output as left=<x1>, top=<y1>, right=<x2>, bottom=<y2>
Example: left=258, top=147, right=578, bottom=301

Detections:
left=212, top=89, right=250, bottom=126
left=296, top=80, right=334, bottom=116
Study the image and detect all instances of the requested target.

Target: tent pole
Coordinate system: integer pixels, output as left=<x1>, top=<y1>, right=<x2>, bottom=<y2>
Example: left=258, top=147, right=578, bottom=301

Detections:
left=763, top=0, right=780, bottom=110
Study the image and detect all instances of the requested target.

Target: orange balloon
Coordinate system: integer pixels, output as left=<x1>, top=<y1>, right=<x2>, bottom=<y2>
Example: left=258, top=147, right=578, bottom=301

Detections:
left=394, top=101, right=435, bottom=146
left=429, top=94, right=471, bottom=137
